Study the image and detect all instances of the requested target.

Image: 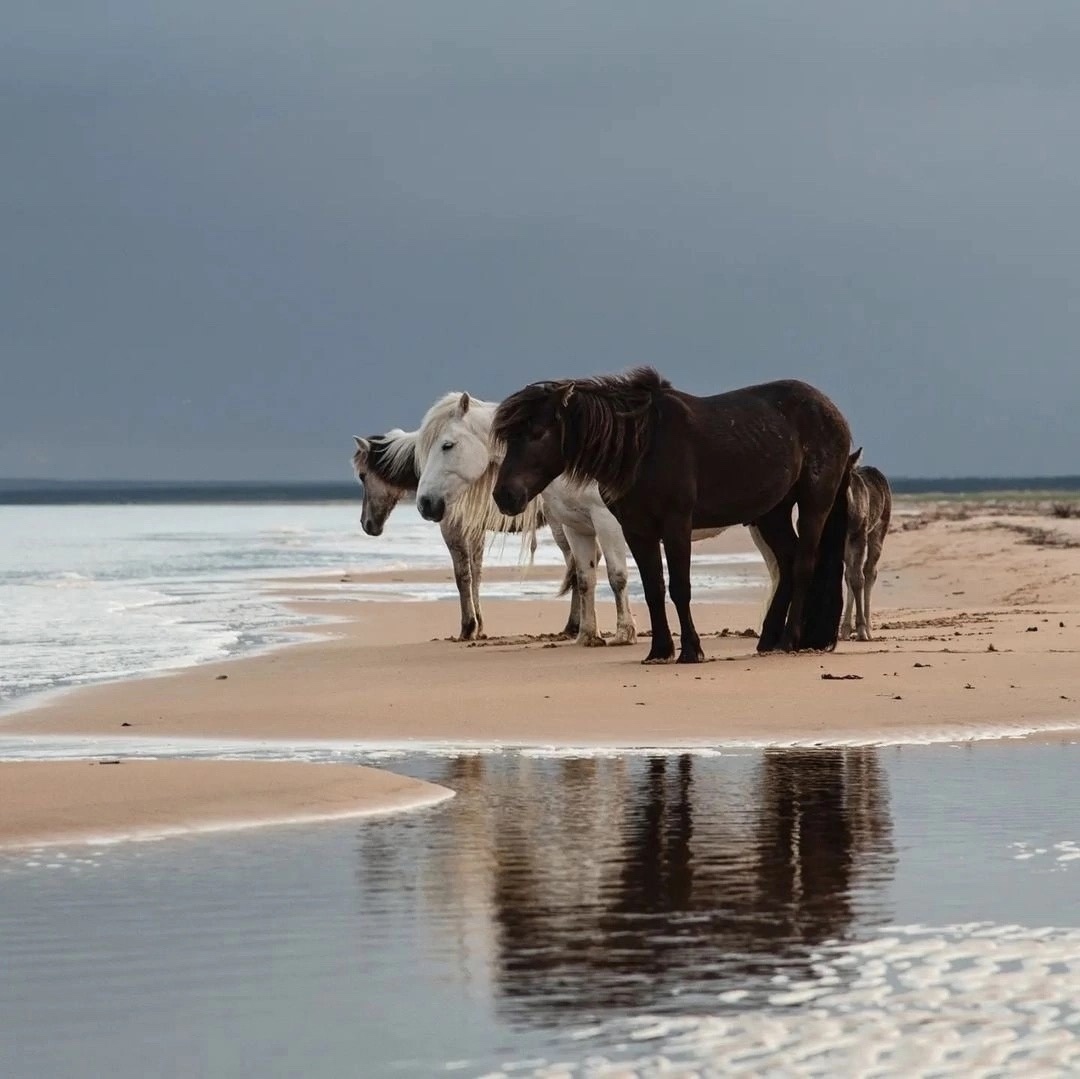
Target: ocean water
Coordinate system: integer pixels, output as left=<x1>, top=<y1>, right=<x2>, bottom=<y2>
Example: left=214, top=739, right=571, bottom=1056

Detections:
left=1, top=742, right=1078, bottom=1077
left=0, top=502, right=763, bottom=710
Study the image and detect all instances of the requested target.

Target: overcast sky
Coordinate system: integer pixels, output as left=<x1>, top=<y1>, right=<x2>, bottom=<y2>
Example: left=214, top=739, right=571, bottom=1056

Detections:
left=3, top=1, right=1079, bottom=480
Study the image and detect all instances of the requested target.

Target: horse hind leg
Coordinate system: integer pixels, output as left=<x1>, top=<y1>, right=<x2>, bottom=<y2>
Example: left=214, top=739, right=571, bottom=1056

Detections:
left=750, top=506, right=797, bottom=653
left=861, top=523, right=887, bottom=640
left=748, top=525, right=780, bottom=634
left=844, top=530, right=869, bottom=641
left=565, top=525, right=605, bottom=647
left=597, top=515, right=636, bottom=645
left=788, top=468, right=849, bottom=652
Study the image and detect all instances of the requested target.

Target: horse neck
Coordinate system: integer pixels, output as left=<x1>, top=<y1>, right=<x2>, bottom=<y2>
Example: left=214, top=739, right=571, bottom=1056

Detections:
left=440, top=401, right=540, bottom=555
left=564, top=392, right=657, bottom=496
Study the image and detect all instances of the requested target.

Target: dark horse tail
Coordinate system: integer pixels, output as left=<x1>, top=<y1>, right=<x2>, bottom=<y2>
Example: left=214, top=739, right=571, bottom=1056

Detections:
left=800, top=464, right=851, bottom=650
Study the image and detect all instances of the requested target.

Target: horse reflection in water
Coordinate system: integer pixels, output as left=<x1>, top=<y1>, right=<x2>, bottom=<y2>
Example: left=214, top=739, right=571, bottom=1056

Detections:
left=355, top=751, right=893, bottom=1026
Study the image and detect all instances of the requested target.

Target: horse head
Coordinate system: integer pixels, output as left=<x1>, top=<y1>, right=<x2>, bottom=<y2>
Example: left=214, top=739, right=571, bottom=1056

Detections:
left=491, top=381, right=570, bottom=517
left=415, top=392, right=496, bottom=523
left=352, top=432, right=413, bottom=536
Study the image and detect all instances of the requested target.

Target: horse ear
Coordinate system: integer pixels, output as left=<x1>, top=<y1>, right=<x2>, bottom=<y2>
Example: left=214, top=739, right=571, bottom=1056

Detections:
left=849, top=447, right=863, bottom=467
left=458, top=392, right=471, bottom=416
left=559, top=383, right=576, bottom=408
left=354, top=436, right=370, bottom=454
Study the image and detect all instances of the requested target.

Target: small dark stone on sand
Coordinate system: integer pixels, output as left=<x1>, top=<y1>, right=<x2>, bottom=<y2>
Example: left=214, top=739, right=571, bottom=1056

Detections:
left=913, top=662, right=931, bottom=668
left=121, top=722, right=131, bottom=727
left=964, top=683, right=974, bottom=690
left=893, top=695, right=903, bottom=700
left=216, top=674, right=228, bottom=680
left=821, top=673, right=863, bottom=681
left=1026, top=626, right=1038, bottom=632
left=987, top=643, right=997, bottom=652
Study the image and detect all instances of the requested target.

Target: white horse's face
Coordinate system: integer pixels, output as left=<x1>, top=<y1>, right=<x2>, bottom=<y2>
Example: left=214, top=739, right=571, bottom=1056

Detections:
left=416, top=398, right=491, bottom=523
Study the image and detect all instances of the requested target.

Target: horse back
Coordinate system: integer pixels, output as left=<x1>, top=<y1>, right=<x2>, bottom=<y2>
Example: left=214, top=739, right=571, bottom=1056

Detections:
left=853, top=465, right=892, bottom=533
left=645, top=381, right=847, bottom=526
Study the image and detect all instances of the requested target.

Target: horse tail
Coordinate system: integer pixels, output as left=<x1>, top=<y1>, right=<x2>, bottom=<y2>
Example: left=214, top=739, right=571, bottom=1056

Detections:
left=557, top=556, right=577, bottom=597
left=801, top=463, right=851, bottom=650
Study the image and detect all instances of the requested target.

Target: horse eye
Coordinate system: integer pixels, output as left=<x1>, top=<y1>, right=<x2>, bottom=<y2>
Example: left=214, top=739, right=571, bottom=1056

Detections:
left=441, top=440, right=455, bottom=452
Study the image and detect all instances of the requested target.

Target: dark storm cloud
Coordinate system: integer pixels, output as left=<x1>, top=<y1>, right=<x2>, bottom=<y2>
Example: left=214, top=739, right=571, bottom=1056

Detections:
left=3, top=1, right=1079, bottom=479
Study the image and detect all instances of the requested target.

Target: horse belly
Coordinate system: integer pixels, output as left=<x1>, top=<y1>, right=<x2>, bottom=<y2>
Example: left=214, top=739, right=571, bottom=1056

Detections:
left=543, top=477, right=603, bottom=536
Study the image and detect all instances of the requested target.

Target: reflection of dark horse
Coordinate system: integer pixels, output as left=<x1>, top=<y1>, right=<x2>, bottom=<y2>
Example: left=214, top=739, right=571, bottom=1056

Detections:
left=488, top=751, right=893, bottom=1022
left=492, top=368, right=853, bottom=661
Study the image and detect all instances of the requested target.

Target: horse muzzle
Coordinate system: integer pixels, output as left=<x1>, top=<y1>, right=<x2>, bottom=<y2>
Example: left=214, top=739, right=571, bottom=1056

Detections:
left=493, top=483, right=528, bottom=517
left=417, top=494, right=446, bottom=522
left=361, top=519, right=383, bottom=537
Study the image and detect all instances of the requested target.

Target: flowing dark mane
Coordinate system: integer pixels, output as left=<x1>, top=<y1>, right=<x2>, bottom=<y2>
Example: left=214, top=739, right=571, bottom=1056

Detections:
left=359, top=432, right=420, bottom=491
left=493, top=366, right=673, bottom=497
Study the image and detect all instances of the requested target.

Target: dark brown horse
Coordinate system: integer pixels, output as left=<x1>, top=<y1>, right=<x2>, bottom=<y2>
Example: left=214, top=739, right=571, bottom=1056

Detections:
left=491, top=368, right=853, bottom=663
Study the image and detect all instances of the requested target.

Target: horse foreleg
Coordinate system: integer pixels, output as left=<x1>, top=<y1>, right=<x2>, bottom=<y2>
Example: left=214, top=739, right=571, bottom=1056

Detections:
left=624, top=531, right=673, bottom=664
left=441, top=521, right=480, bottom=641
left=468, top=529, right=486, bottom=639
left=598, top=515, right=636, bottom=646
left=663, top=518, right=703, bottom=663
left=751, top=506, right=797, bottom=652
left=548, top=520, right=581, bottom=638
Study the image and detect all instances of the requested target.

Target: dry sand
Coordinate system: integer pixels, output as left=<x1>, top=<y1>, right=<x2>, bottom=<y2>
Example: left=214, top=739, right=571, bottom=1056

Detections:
left=3, top=503, right=1080, bottom=844
left=0, top=760, right=452, bottom=849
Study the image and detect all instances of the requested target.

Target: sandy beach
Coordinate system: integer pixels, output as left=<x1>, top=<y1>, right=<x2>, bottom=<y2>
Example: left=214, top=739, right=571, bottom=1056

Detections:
left=0, top=760, right=451, bottom=849
left=3, top=501, right=1080, bottom=845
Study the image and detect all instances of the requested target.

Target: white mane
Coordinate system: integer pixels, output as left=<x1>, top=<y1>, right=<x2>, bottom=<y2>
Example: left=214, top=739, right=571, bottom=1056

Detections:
left=415, top=392, right=541, bottom=557
left=376, top=427, right=420, bottom=490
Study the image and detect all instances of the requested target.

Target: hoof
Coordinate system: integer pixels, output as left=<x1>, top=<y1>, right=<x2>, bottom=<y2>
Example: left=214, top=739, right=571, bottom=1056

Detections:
left=642, top=654, right=673, bottom=665
left=578, top=634, right=607, bottom=648
left=676, top=648, right=704, bottom=664
left=611, top=631, right=637, bottom=647
left=856, top=629, right=871, bottom=642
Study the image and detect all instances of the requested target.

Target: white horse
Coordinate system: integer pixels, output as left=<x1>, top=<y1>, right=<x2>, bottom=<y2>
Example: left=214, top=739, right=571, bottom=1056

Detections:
left=352, top=429, right=552, bottom=641
left=415, top=392, right=637, bottom=646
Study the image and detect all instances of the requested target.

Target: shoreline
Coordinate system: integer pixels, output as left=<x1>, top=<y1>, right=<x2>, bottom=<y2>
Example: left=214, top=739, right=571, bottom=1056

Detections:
left=4, top=512, right=1080, bottom=747
left=4, top=507, right=1080, bottom=846
left=0, top=760, right=453, bottom=851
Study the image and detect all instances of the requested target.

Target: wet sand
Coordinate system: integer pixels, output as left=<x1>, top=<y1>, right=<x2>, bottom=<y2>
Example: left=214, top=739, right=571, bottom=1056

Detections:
left=0, top=760, right=452, bottom=849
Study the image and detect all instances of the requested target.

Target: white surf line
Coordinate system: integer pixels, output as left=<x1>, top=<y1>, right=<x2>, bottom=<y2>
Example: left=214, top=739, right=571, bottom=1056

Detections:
left=0, top=718, right=1077, bottom=765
